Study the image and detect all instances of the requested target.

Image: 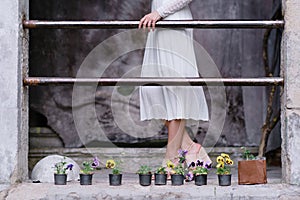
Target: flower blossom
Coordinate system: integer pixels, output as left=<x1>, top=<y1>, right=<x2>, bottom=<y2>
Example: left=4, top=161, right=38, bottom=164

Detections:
left=106, top=160, right=116, bottom=169
left=92, top=157, right=100, bottom=168
left=66, top=164, right=74, bottom=170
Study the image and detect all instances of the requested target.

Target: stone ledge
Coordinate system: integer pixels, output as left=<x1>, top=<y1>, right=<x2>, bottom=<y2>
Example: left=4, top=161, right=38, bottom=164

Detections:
left=2, top=164, right=285, bottom=200
left=2, top=181, right=299, bottom=200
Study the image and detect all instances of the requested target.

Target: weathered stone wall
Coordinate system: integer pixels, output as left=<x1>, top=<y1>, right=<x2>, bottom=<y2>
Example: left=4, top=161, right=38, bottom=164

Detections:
left=28, top=0, right=279, bottom=148
left=0, top=0, right=28, bottom=183
left=281, top=0, right=300, bottom=185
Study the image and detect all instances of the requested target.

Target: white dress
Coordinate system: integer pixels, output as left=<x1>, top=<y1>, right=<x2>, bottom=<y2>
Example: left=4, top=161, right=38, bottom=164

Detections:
left=140, top=0, right=209, bottom=121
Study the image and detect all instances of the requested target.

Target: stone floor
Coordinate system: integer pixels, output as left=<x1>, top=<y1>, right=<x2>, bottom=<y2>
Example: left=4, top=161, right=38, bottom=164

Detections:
left=1, top=166, right=300, bottom=200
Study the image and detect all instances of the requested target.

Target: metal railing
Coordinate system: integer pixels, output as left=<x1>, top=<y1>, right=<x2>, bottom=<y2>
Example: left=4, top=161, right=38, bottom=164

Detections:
left=23, top=77, right=283, bottom=86
left=23, top=20, right=284, bottom=29
left=23, top=20, right=284, bottom=87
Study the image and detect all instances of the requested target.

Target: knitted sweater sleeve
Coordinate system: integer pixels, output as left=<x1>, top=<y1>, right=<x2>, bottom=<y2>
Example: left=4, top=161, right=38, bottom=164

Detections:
left=156, top=0, right=193, bottom=18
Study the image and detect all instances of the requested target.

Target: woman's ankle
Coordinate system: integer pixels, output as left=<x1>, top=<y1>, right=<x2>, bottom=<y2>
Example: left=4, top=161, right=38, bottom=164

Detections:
left=182, top=142, right=201, bottom=154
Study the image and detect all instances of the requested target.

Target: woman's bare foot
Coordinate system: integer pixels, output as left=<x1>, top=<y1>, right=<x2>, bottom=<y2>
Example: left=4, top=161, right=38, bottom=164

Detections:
left=185, top=143, right=212, bottom=165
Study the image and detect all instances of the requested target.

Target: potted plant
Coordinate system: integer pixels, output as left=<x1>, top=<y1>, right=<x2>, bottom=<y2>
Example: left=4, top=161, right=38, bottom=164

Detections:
left=216, top=153, right=234, bottom=186
left=137, top=165, right=152, bottom=186
left=154, top=166, right=167, bottom=185
left=238, top=147, right=267, bottom=185
left=170, top=163, right=185, bottom=186
left=106, top=159, right=122, bottom=186
left=53, top=159, right=73, bottom=185
left=79, top=157, right=100, bottom=185
left=189, top=160, right=212, bottom=186
left=169, top=149, right=188, bottom=186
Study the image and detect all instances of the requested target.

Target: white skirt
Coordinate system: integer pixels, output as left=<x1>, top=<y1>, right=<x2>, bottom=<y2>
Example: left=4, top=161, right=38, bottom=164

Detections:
left=140, top=0, right=209, bottom=121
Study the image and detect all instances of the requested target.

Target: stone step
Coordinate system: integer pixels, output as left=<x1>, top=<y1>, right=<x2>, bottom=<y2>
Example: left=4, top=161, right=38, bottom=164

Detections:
left=1, top=168, right=296, bottom=200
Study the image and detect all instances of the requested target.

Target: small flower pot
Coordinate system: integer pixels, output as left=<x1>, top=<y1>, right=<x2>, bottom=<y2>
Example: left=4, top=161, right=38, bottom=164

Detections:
left=139, top=174, right=152, bottom=186
left=109, top=174, right=122, bottom=186
left=218, top=174, right=231, bottom=186
left=195, top=174, right=207, bottom=186
left=238, top=159, right=267, bottom=185
left=54, top=174, right=67, bottom=185
left=80, top=174, right=93, bottom=185
left=171, top=174, right=184, bottom=186
left=154, top=173, right=167, bottom=185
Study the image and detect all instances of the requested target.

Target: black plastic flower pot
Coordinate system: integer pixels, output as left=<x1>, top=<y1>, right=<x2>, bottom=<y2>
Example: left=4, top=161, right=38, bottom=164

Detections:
left=195, top=174, right=207, bottom=186
left=54, top=174, right=67, bottom=185
left=109, top=174, right=122, bottom=186
left=171, top=174, right=184, bottom=186
left=154, top=173, right=167, bottom=185
left=218, top=174, right=231, bottom=186
left=139, top=174, right=152, bottom=186
left=80, top=174, right=93, bottom=185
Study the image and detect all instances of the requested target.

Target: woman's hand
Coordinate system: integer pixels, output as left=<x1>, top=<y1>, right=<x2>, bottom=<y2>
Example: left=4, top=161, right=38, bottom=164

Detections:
left=139, top=11, right=162, bottom=31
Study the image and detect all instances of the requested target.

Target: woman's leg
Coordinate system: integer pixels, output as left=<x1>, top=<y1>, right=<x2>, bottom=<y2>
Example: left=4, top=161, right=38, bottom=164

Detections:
left=164, top=119, right=185, bottom=162
left=181, top=130, right=196, bottom=151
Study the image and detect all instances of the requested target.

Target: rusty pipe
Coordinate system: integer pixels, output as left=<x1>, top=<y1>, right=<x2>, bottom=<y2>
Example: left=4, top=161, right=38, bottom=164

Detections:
left=23, top=20, right=284, bottom=29
left=23, top=77, right=284, bottom=86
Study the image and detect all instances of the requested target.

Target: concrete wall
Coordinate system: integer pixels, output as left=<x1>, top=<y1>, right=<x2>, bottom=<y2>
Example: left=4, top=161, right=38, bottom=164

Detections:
left=281, top=0, right=300, bottom=185
left=0, top=0, right=28, bottom=183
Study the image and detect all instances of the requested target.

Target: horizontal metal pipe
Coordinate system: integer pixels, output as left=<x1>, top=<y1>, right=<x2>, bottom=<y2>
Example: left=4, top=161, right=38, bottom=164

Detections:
left=23, top=20, right=284, bottom=29
left=23, top=77, right=283, bottom=86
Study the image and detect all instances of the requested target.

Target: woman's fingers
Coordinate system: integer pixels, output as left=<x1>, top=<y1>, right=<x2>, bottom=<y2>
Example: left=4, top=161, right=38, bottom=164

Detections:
left=147, top=20, right=153, bottom=31
left=144, top=18, right=149, bottom=29
left=139, top=16, right=148, bottom=29
left=139, top=17, right=149, bottom=30
left=139, top=11, right=161, bottom=31
left=139, top=17, right=145, bottom=29
left=152, top=20, right=156, bottom=31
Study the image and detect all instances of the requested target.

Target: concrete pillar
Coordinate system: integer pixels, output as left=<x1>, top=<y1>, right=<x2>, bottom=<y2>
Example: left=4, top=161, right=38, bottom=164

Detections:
left=281, top=0, right=300, bottom=185
left=0, top=0, right=28, bottom=183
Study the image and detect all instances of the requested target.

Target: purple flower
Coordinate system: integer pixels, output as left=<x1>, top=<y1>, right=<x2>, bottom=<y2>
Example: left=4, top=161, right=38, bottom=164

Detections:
left=91, top=157, right=100, bottom=168
left=66, top=164, right=73, bottom=170
left=189, top=162, right=196, bottom=168
left=196, top=160, right=204, bottom=167
left=205, top=162, right=212, bottom=169
left=178, top=149, right=188, bottom=157
left=186, top=172, right=194, bottom=181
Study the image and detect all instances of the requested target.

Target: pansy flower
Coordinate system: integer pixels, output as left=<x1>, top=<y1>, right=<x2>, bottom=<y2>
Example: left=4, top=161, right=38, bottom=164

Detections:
left=225, top=158, right=234, bottom=165
left=178, top=149, right=188, bottom=157
left=216, top=162, right=224, bottom=169
left=167, top=160, right=175, bottom=169
left=205, top=162, right=212, bottom=169
left=186, top=172, right=194, bottom=181
left=66, top=164, right=74, bottom=170
left=106, top=160, right=116, bottom=169
left=196, top=160, right=204, bottom=167
left=92, top=157, right=100, bottom=168
left=221, top=153, right=230, bottom=159
left=216, top=156, right=225, bottom=163
left=188, top=161, right=196, bottom=168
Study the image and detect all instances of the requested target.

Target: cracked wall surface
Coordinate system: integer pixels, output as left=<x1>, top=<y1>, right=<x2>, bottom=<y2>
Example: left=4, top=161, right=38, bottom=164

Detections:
left=0, top=0, right=28, bottom=183
left=282, top=0, right=300, bottom=185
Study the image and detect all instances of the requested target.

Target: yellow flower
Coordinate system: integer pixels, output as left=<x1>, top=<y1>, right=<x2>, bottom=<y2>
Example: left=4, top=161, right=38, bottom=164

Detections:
left=216, top=156, right=225, bottom=163
left=221, top=153, right=230, bottom=159
left=106, top=160, right=116, bottom=169
left=225, top=158, right=234, bottom=165
left=216, top=162, right=224, bottom=169
left=167, top=160, right=175, bottom=169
